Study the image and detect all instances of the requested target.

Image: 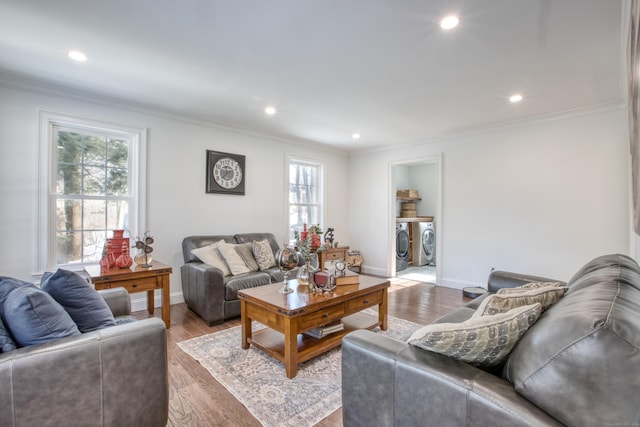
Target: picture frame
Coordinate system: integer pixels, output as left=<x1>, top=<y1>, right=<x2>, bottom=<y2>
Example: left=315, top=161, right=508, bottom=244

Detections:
left=206, top=150, right=246, bottom=195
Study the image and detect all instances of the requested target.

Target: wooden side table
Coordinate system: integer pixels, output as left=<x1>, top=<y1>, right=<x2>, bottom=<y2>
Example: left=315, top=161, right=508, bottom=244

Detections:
left=317, top=246, right=349, bottom=270
left=84, top=261, right=172, bottom=329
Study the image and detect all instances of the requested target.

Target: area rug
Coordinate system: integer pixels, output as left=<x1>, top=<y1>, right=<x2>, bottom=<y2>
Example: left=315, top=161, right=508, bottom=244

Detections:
left=177, top=310, right=421, bottom=427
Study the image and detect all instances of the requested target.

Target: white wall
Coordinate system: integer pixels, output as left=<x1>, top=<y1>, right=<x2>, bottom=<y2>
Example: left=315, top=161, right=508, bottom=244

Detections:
left=0, top=84, right=350, bottom=309
left=408, top=163, right=437, bottom=217
left=350, top=107, right=631, bottom=287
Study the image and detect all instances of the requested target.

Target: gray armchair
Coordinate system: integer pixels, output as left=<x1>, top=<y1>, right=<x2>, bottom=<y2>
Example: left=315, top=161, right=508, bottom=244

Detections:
left=0, top=288, right=168, bottom=427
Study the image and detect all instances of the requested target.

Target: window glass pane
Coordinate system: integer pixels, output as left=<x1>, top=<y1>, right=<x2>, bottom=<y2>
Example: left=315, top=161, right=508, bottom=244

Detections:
left=107, top=167, right=128, bottom=196
left=56, top=199, right=82, bottom=232
left=107, top=138, right=128, bottom=167
left=56, top=231, right=81, bottom=264
left=56, top=163, right=82, bottom=194
left=107, top=200, right=129, bottom=230
left=83, top=165, right=106, bottom=195
left=289, top=163, right=318, bottom=204
left=83, top=135, right=106, bottom=166
left=289, top=205, right=319, bottom=240
left=83, top=200, right=107, bottom=231
left=82, top=230, right=104, bottom=263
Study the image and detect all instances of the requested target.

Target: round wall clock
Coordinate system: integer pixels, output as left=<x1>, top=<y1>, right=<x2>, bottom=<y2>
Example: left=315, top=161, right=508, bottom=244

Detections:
left=206, top=150, right=246, bottom=195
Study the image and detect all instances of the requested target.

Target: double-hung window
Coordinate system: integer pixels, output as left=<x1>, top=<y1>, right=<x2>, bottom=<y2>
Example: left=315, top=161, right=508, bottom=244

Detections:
left=38, top=113, right=146, bottom=271
left=287, top=157, right=324, bottom=243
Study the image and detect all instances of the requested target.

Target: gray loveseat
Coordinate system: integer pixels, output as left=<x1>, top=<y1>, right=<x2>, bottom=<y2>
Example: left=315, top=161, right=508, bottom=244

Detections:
left=0, top=287, right=168, bottom=427
left=342, top=254, right=640, bottom=427
left=181, top=232, right=296, bottom=326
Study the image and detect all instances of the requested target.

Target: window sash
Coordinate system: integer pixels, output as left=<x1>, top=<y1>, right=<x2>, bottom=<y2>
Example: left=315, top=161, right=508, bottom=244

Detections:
left=287, top=158, right=323, bottom=242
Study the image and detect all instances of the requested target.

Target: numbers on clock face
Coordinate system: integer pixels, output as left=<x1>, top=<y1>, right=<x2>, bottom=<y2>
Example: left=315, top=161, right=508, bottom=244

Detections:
left=213, top=157, right=242, bottom=189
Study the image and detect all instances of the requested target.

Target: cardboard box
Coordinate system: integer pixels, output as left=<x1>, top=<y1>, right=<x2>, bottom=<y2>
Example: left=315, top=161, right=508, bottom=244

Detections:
left=397, top=189, right=419, bottom=199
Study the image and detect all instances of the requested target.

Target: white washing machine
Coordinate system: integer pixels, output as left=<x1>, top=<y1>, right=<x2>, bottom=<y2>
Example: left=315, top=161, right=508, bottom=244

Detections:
left=396, top=222, right=410, bottom=271
left=413, top=221, right=435, bottom=266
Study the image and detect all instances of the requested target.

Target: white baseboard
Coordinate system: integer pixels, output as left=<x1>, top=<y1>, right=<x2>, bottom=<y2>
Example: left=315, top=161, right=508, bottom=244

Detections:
left=130, top=291, right=184, bottom=313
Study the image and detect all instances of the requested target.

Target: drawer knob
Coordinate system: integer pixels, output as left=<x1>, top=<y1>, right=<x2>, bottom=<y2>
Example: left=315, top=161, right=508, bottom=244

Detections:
left=322, top=313, right=329, bottom=319
left=363, top=299, right=369, bottom=304
left=132, top=283, right=138, bottom=288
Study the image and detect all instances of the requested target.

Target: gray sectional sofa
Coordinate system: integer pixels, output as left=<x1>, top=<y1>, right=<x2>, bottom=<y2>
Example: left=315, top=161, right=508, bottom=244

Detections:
left=342, top=254, right=640, bottom=427
left=181, top=232, right=297, bottom=325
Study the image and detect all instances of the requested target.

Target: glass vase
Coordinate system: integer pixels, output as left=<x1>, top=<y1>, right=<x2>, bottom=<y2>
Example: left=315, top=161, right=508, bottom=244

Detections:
left=297, top=260, right=312, bottom=285
left=134, top=249, right=153, bottom=267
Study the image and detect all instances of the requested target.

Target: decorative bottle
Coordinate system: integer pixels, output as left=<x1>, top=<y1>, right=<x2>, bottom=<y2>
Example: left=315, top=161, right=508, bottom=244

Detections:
left=116, top=241, right=133, bottom=268
left=99, top=244, right=110, bottom=273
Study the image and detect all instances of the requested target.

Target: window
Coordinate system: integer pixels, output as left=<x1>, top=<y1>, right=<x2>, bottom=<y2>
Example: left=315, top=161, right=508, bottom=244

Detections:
left=287, top=157, right=324, bottom=242
left=38, top=113, right=146, bottom=271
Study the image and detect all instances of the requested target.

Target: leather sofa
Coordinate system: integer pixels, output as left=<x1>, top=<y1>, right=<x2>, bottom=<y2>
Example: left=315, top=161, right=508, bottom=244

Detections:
left=181, top=232, right=297, bottom=326
left=0, top=287, right=168, bottom=427
left=342, top=254, right=640, bottom=427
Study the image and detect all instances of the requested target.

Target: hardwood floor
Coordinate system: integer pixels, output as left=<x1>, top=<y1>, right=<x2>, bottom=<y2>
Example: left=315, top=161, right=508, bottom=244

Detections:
left=134, top=278, right=471, bottom=427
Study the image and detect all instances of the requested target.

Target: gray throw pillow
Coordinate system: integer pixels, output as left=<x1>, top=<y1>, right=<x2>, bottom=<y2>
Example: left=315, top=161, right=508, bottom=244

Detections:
left=0, top=276, right=33, bottom=318
left=235, top=242, right=260, bottom=272
left=41, top=269, right=116, bottom=332
left=4, top=284, right=80, bottom=347
left=408, top=303, right=542, bottom=368
left=253, top=239, right=276, bottom=270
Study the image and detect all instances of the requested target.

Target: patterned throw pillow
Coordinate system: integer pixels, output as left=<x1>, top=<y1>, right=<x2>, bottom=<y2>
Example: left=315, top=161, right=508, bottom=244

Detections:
left=191, top=241, right=232, bottom=276
left=408, top=303, right=542, bottom=368
left=253, top=239, right=276, bottom=271
left=235, top=242, right=260, bottom=272
left=473, top=283, right=568, bottom=317
left=497, top=281, right=565, bottom=294
left=217, top=243, right=251, bottom=276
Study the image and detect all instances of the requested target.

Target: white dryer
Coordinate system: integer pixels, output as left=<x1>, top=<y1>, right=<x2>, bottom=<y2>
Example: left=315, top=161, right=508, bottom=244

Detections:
left=396, top=222, right=410, bottom=271
left=413, top=221, right=435, bottom=266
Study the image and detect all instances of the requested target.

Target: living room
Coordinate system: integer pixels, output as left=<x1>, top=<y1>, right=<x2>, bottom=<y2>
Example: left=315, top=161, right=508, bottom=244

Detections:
left=1, top=1, right=640, bottom=426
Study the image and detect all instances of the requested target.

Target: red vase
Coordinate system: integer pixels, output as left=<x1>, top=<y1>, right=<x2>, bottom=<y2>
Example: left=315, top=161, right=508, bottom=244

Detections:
left=116, top=241, right=133, bottom=268
left=99, top=244, right=110, bottom=273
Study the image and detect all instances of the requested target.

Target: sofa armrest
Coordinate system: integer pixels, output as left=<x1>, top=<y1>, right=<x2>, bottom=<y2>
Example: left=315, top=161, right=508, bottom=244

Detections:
left=98, top=287, right=131, bottom=317
left=180, top=262, right=226, bottom=325
left=487, top=270, right=565, bottom=293
left=342, top=330, right=561, bottom=427
left=0, top=318, right=168, bottom=427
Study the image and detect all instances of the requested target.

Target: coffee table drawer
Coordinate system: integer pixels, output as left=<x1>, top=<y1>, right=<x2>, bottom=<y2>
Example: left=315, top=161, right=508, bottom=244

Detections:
left=347, top=291, right=382, bottom=312
left=301, top=303, right=346, bottom=329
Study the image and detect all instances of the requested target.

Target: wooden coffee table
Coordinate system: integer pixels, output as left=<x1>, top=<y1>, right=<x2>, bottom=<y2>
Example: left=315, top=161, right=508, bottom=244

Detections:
left=238, top=275, right=390, bottom=378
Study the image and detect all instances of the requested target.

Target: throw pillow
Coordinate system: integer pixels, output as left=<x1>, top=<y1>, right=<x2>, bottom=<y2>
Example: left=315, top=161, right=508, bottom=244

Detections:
left=0, top=276, right=33, bottom=318
left=218, top=243, right=251, bottom=275
left=4, top=285, right=80, bottom=347
left=496, top=281, right=565, bottom=294
left=473, top=284, right=568, bottom=317
left=41, top=268, right=116, bottom=332
left=253, top=239, right=276, bottom=270
left=408, top=303, right=542, bottom=368
left=235, top=242, right=260, bottom=272
left=0, top=316, right=16, bottom=353
left=191, top=241, right=232, bottom=276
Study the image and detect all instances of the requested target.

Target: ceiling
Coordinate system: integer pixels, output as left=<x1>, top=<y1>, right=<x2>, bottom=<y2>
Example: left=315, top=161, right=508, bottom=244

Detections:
left=0, top=1, right=627, bottom=151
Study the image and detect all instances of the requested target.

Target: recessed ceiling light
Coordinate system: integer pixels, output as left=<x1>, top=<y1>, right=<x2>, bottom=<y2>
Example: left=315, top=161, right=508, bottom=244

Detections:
left=440, top=15, right=459, bottom=30
left=264, top=106, right=276, bottom=115
left=68, top=50, right=87, bottom=62
left=352, top=133, right=361, bottom=140
left=509, top=94, right=523, bottom=103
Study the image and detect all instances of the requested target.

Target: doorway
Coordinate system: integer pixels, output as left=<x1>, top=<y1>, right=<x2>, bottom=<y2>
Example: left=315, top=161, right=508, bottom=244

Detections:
left=389, top=155, right=442, bottom=284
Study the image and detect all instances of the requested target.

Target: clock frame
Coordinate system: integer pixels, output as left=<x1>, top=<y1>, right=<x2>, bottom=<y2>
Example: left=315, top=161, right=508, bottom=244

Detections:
left=206, top=150, right=246, bottom=195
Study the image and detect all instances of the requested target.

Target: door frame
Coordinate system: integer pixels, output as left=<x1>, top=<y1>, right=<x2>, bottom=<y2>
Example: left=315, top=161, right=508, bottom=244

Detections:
left=388, top=154, right=443, bottom=282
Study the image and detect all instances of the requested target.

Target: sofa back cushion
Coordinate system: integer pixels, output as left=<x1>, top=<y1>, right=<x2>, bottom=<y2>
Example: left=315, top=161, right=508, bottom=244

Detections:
left=504, top=254, right=640, bottom=427
left=182, top=235, right=235, bottom=264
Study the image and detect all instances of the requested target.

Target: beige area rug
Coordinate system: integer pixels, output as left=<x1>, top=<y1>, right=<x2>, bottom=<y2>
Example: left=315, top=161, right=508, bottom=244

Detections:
left=178, top=310, right=421, bottom=427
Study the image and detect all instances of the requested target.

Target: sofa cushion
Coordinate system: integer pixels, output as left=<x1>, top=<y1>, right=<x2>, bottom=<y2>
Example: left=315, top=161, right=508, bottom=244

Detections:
left=3, top=284, right=80, bottom=347
left=218, top=242, right=251, bottom=275
left=472, top=284, right=567, bottom=317
left=0, top=316, right=16, bottom=353
left=41, top=268, right=116, bottom=332
left=191, top=241, right=232, bottom=276
left=235, top=242, right=260, bottom=272
left=253, top=239, right=276, bottom=270
left=504, top=254, right=640, bottom=427
left=408, top=303, right=542, bottom=368
left=224, top=272, right=271, bottom=300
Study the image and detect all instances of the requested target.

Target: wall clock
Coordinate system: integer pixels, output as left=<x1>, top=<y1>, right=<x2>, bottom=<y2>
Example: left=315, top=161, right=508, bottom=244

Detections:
left=206, top=150, right=246, bottom=195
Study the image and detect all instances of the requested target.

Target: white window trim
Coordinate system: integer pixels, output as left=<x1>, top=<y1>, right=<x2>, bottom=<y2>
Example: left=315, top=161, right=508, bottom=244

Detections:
left=284, top=154, right=325, bottom=244
left=37, top=111, right=147, bottom=273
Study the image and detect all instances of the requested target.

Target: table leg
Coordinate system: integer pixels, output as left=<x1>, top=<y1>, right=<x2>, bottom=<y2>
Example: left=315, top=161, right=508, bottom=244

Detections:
left=161, top=275, right=170, bottom=329
left=379, top=288, right=388, bottom=331
left=241, top=299, right=251, bottom=349
left=284, top=318, right=298, bottom=379
left=147, top=290, right=154, bottom=314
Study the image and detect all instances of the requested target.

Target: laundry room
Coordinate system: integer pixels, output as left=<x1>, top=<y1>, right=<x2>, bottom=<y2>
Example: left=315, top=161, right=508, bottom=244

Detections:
left=395, top=162, right=438, bottom=283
